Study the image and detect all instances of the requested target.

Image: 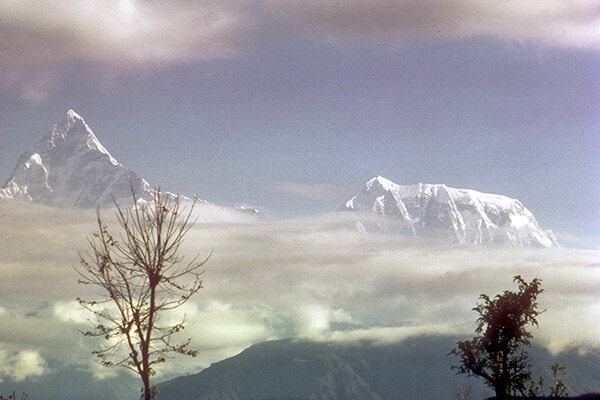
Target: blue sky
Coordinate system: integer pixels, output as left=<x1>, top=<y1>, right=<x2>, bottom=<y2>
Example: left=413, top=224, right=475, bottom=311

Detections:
left=0, top=0, right=599, bottom=246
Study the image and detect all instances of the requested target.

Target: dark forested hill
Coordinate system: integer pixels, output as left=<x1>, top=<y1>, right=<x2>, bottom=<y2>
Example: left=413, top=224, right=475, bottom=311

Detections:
left=158, top=336, right=600, bottom=400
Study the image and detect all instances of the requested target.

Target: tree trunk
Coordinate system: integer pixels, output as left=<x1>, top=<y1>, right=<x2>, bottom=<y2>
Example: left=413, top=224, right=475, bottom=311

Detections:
left=142, top=285, right=156, bottom=400
left=493, top=381, right=510, bottom=400
left=142, top=372, right=151, bottom=400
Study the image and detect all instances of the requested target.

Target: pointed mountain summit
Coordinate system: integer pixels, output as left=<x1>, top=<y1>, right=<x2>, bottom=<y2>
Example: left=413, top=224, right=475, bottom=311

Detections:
left=0, top=110, right=155, bottom=208
left=340, top=176, right=557, bottom=247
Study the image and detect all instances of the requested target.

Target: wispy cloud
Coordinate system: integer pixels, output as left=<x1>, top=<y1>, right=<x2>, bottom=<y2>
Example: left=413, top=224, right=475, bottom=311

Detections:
left=264, top=0, right=600, bottom=49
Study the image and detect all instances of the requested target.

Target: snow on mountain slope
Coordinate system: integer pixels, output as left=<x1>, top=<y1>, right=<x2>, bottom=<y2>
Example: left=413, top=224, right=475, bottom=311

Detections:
left=340, top=176, right=557, bottom=247
left=0, top=110, right=155, bottom=208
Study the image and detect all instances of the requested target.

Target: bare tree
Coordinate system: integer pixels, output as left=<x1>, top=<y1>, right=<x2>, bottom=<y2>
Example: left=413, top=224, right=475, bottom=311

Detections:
left=453, top=384, right=473, bottom=400
left=76, top=189, right=210, bottom=400
left=550, top=363, right=569, bottom=397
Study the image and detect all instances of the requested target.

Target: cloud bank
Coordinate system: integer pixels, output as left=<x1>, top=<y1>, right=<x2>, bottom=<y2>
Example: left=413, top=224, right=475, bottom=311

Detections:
left=1, top=202, right=598, bottom=384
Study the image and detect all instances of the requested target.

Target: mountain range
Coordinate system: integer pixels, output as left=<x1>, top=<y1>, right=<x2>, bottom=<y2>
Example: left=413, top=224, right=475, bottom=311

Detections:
left=1, top=110, right=555, bottom=246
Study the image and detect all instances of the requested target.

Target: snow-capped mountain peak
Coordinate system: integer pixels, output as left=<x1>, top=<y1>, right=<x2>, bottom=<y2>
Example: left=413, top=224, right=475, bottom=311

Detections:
left=365, top=175, right=398, bottom=192
left=340, top=176, right=557, bottom=247
left=43, top=109, right=119, bottom=166
left=0, top=110, right=152, bottom=208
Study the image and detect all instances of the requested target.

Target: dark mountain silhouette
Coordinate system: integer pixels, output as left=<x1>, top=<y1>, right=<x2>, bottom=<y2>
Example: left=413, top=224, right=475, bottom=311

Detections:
left=157, top=336, right=600, bottom=400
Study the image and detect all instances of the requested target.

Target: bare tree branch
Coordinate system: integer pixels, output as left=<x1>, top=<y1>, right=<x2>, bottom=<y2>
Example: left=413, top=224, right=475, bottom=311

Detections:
left=76, top=187, right=210, bottom=400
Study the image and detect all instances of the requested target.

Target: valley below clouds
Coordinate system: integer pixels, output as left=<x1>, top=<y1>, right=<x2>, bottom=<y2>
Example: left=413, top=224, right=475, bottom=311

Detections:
left=0, top=201, right=599, bottom=392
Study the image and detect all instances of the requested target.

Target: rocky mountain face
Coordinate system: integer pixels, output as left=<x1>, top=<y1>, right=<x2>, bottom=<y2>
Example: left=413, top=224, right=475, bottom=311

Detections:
left=157, top=337, right=600, bottom=400
left=339, top=176, right=557, bottom=247
left=0, top=110, right=155, bottom=208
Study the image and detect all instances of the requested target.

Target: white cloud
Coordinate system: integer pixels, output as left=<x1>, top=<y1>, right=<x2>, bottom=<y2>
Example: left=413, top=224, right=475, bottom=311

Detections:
left=0, top=0, right=258, bottom=102
left=190, top=301, right=271, bottom=348
left=291, top=305, right=359, bottom=336
left=313, top=325, right=459, bottom=345
left=297, top=304, right=333, bottom=336
left=0, top=0, right=256, bottom=67
left=191, top=202, right=265, bottom=224
left=53, top=301, right=91, bottom=324
left=0, top=349, right=47, bottom=382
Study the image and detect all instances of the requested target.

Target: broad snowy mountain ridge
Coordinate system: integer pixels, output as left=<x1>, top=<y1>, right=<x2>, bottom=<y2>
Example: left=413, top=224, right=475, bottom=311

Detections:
left=340, top=176, right=557, bottom=247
